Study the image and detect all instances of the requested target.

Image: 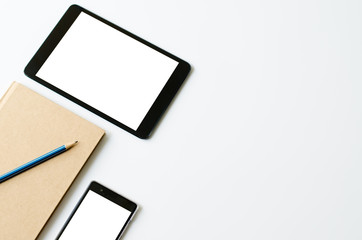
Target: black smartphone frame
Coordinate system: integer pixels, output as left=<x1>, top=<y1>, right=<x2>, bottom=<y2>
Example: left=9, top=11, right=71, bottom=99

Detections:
left=56, top=181, right=138, bottom=240
left=24, top=4, right=191, bottom=139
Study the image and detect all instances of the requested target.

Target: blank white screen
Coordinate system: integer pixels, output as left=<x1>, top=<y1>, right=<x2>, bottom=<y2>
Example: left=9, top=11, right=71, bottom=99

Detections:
left=58, top=190, right=131, bottom=240
left=37, top=12, right=178, bottom=130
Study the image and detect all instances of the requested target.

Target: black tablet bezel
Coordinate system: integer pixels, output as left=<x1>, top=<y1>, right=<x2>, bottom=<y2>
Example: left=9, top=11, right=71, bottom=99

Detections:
left=56, top=181, right=137, bottom=240
left=24, top=5, right=191, bottom=139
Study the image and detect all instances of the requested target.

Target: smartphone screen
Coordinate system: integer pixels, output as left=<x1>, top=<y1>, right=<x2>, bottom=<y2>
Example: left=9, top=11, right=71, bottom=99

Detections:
left=57, top=182, right=137, bottom=240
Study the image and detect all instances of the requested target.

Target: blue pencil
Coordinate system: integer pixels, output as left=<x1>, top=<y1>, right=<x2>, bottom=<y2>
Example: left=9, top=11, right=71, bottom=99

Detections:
left=0, top=141, right=78, bottom=184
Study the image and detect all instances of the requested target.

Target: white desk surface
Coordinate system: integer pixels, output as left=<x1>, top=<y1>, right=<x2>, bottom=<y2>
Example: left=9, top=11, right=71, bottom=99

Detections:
left=1, top=1, right=362, bottom=239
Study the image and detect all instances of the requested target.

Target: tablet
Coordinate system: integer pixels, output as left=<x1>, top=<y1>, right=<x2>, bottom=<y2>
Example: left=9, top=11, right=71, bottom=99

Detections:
left=25, top=5, right=190, bottom=139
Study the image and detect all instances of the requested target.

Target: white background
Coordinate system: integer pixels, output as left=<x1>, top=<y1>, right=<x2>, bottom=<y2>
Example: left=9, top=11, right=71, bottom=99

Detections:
left=0, top=0, right=362, bottom=239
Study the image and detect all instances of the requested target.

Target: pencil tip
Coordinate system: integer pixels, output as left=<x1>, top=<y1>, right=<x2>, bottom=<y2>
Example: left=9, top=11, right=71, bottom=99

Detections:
left=65, top=141, right=78, bottom=150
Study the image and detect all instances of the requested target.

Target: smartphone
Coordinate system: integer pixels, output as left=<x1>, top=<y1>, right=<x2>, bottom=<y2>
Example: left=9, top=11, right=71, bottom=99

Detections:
left=56, top=181, right=138, bottom=240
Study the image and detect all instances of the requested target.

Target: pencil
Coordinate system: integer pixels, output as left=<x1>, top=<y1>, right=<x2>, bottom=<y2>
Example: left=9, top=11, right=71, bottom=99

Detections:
left=0, top=141, right=78, bottom=184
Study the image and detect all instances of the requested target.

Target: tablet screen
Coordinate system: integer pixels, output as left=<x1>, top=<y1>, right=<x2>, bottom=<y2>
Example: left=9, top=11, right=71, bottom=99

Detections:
left=36, top=12, right=179, bottom=130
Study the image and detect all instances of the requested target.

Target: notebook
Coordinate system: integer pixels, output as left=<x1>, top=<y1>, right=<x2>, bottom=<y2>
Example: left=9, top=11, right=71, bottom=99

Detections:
left=0, top=82, right=105, bottom=240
